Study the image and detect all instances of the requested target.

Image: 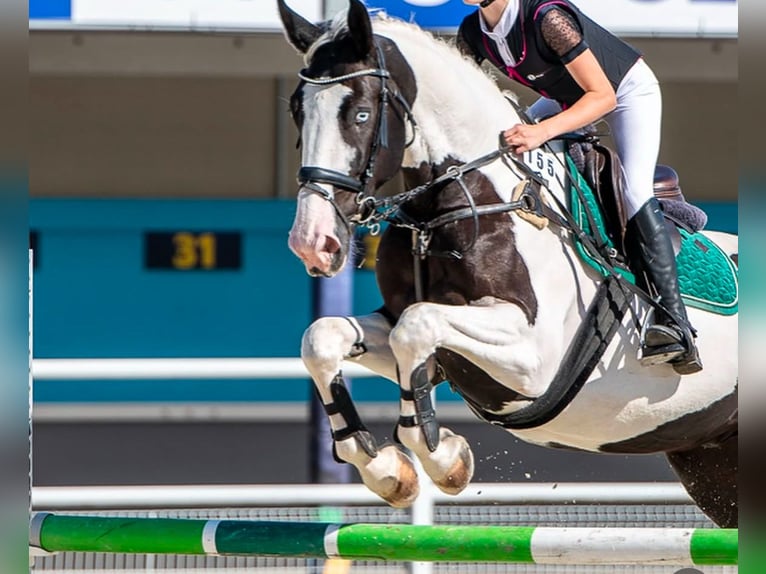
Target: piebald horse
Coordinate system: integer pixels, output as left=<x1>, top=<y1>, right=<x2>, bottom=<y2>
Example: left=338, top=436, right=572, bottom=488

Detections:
left=278, top=0, right=738, bottom=528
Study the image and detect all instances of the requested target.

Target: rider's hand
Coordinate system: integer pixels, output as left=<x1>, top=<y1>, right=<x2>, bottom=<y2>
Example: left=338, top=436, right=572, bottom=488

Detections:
left=503, top=123, right=550, bottom=154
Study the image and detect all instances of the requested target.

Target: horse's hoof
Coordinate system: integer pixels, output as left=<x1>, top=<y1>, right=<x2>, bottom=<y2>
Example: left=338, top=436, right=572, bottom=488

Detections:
left=428, top=429, right=475, bottom=496
left=360, top=445, right=420, bottom=509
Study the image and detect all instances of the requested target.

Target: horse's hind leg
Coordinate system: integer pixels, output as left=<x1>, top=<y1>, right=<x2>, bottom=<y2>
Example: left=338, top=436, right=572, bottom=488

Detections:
left=666, top=430, right=738, bottom=528
left=301, top=311, right=420, bottom=508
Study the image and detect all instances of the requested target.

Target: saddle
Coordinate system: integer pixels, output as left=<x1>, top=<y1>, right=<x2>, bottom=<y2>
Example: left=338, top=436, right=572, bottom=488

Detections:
left=566, top=140, right=737, bottom=317
left=572, top=141, right=708, bottom=257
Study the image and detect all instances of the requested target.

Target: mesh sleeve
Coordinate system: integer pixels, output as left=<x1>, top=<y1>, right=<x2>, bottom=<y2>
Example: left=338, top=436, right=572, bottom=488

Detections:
left=539, top=7, right=586, bottom=62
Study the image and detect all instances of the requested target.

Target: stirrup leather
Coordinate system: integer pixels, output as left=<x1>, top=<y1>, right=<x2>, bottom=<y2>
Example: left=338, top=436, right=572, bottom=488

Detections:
left=640, top=307, right=685, bottom=362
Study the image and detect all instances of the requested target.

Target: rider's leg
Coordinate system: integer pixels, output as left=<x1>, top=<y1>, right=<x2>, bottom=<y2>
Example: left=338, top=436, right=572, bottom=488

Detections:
left=606, top=59, right=700, bottom=373
left=630, top=197, right=698, bottom=367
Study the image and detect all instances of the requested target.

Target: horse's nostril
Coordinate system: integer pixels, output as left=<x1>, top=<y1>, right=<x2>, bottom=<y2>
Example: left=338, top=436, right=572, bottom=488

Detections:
left=324, top=235, right=341, bottom=255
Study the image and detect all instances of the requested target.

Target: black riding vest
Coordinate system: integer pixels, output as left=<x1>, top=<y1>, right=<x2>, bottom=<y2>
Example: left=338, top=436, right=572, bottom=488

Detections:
left=458, top=0, right=641, bottom=108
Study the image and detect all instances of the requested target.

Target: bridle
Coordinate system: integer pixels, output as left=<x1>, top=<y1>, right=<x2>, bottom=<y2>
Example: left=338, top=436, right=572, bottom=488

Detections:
left=294, top=39, right=550, bottom=247
left=296, top=38, right=417, bottom=232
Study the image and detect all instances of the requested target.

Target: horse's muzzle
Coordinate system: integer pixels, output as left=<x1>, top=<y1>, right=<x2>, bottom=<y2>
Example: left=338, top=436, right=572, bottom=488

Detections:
left=289, top=230, right=346, bottom=277
left=306, top=250, right=346, bottom=278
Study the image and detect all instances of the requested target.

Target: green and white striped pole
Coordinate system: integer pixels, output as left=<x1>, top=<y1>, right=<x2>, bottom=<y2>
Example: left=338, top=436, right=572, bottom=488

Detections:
left=30, top=513, right=737, bottom=566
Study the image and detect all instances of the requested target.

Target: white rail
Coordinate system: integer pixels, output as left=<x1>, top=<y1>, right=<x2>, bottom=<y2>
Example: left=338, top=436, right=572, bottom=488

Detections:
left=32, top=482, right=693, bottom=510
left=32, top=358, right=377, bottom=380
left=31, top=356, right=699, bottom=574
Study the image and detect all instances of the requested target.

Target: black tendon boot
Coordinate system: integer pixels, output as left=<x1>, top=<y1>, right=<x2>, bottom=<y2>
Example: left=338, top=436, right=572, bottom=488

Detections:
left=630, top=198, right=702, bottom=374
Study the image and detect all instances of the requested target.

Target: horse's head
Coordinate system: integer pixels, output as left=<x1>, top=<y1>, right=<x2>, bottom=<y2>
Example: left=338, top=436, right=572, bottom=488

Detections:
left=278, top=0, right=417, bottom=277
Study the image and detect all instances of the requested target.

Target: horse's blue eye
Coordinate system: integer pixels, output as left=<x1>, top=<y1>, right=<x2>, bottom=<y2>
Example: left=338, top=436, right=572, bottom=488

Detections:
left=355, top=111, right=370, bottom=124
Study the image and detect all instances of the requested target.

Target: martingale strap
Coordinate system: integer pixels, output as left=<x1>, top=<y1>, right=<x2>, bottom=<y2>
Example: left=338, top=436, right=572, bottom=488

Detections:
left=458, top=275, right=630, bottom=430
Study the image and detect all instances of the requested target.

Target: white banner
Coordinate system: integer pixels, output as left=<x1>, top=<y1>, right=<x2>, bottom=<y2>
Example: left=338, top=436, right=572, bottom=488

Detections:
left=572, top=0, right=736, bottom=37
left=67, top=0, right=736, bottom=36
left=71, top=0, right=323, bottom=29
left=368, top=0, right=736, bottom=36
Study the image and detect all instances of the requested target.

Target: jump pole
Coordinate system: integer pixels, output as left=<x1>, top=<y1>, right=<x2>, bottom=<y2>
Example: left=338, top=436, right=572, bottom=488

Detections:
left=30, top=514, right=737, bottom=566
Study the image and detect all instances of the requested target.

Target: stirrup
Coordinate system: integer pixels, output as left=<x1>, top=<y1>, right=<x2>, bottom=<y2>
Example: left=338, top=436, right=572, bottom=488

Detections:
left=644, top=323, right=685, bottom=348
left=639, top=336, right=703, bottom=374
left=639, top=309, right=700, bottom=373
left=639, top=339, right=686, bottom=366
left=670, top=345, right=703, bottom=375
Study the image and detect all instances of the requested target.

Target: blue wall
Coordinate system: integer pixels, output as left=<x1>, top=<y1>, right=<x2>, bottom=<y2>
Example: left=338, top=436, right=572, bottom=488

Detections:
left=33, top=200, right=312, bottom=359
left=31, top=198, right=736, bottom=405
left=30, top=199, right=397, bottom=403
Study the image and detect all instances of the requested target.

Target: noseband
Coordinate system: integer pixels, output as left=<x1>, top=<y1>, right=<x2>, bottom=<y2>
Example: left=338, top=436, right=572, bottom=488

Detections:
left=297, top=39, right=417, bottom=230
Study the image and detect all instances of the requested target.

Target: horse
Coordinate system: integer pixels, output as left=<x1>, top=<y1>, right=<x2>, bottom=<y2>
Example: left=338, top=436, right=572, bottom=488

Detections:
left=277, top=0, right=738, bottom=528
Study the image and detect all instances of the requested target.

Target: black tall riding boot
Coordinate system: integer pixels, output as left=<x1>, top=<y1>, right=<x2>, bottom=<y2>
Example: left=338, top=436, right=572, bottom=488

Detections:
left=630, top=198, right=702, bottom=374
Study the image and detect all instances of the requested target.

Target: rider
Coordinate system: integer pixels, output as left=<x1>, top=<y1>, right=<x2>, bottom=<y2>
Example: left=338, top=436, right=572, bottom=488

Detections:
left=457, top=0, right=700, bottom=373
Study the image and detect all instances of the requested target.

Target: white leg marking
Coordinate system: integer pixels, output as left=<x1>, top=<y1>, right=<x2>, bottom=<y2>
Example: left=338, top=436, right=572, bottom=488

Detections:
left=302, top=312, right=395, bottom=420
left=301, top=312, right=419, bottom=507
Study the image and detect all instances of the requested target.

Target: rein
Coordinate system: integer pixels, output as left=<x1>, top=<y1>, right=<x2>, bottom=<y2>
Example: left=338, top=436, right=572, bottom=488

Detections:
left=364, top=146, right=565, bottom=300
left=367, top=138, right=692, bottom=353
left=374, top=131, right=694, bottom=348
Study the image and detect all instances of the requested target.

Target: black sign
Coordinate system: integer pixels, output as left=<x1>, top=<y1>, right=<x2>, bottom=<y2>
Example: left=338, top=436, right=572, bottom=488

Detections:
left=144, top=231, right=242, bottom=270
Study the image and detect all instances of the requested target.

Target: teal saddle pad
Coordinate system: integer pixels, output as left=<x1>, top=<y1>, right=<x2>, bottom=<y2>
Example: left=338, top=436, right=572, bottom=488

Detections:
left=566, top=156, right=738, bottom=316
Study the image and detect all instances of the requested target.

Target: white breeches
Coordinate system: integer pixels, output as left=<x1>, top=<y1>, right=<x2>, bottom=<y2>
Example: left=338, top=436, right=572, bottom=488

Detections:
left=528, top=58, right=662, bottom=219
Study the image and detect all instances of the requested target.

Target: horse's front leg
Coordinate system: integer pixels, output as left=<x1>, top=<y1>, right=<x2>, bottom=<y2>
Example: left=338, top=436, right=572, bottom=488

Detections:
left=302, top=311, right=420, bottom=507
left=389, top=300, right=544, bottom=495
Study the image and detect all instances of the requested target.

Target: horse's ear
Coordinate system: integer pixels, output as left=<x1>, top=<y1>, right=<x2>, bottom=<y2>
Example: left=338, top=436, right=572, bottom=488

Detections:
left=347, top=0, right=374, bottom=57
left=278, top=0, right=321, bottom=54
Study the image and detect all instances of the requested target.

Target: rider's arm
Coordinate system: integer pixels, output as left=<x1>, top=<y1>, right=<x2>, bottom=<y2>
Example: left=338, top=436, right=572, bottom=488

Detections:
left=534, top=8, right=616, bottom=141
left=536, top=50, right=616, bottom=140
